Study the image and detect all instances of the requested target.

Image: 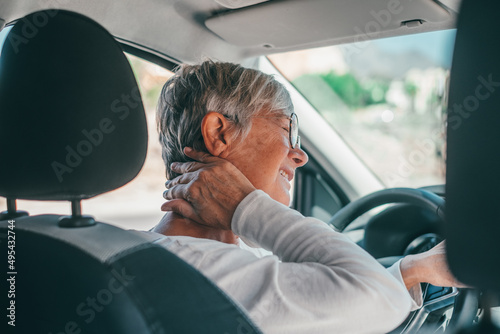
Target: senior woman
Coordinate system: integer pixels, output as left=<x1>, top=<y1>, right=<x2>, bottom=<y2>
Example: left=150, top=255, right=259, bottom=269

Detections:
left=145, top=61, right=461, bottom=333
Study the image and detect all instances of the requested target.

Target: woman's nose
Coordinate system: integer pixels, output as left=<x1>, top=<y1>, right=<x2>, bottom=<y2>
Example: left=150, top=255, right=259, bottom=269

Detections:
left=290, top=138, right=308, bottom=167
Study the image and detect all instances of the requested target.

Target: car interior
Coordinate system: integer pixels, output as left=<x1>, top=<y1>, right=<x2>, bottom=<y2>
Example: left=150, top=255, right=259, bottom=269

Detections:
left=0, top=0, right=499, bottom=333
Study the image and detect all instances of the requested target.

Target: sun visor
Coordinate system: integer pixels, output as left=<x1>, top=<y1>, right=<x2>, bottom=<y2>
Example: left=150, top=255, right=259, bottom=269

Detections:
left=206, top=0, right=451, bottom=49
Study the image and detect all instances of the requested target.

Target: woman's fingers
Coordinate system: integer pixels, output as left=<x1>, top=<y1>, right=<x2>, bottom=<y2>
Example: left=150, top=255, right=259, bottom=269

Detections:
left=167, top=148, right=221, bottom=175
left=165, top=173, right=193, bottom=189
left=183, top=147, right=219, bottom=163
left=170, top=161, right=204, bottom=175
left=163, top=182, right=190, bottom=201
left=161, top=199, right=205, bottom=226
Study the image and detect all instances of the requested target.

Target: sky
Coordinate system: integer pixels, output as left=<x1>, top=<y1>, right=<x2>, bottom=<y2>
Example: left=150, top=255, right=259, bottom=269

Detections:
left=372, top=29, right=457, bottom=68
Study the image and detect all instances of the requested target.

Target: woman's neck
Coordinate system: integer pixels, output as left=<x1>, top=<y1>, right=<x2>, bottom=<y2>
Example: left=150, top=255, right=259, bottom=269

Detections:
left=152, top=212, right=238, bottom=245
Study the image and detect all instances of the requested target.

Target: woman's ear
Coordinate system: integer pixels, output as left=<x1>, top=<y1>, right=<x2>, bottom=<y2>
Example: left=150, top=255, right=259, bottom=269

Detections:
left=201, top=112, right=234, bottom=158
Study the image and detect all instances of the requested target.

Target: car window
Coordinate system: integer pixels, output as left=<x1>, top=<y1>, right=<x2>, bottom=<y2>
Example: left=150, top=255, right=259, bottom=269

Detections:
left=269, top=30, right=456, bottom=189
left=0, top=26, right=11, bottom=54
left=0, top=32, right=173, bottom=229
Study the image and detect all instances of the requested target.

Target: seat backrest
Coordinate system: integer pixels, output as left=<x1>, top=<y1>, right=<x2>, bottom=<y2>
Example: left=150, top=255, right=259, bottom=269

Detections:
left=0, top=10, right=261, bottom=333
left=445, top=0, right=500, bottom=293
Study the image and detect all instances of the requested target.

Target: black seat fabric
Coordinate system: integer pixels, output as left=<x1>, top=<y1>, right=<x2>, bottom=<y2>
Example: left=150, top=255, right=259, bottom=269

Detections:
left=0, top=10, right=261, bottom=333
left=445, top=0, right=500, bottom=292
left=1, top=216, right=260, bottom=333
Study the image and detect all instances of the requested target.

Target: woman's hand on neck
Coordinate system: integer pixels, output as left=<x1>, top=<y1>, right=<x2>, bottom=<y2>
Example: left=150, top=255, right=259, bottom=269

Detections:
left=152, top=212, right=239, bottom=245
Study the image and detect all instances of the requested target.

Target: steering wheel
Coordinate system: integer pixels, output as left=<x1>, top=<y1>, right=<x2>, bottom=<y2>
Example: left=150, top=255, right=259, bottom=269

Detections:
left=328, top=188, right=444, bottom=233
left=328, top=188, right=478, bottom=333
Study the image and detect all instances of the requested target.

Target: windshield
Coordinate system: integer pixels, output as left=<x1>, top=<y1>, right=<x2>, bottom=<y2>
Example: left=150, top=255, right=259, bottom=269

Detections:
left=269, top=30, right=456, bottom=188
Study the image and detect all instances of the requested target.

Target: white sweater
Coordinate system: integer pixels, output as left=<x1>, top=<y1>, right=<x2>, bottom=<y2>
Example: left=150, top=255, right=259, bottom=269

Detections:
left=140, top=190, right=421, bottom=333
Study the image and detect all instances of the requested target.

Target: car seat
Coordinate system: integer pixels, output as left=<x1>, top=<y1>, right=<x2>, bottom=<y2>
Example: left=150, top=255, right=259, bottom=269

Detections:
left=446, top=0, right=500, bottom=331
left=0, top=10, right=261, bottom=334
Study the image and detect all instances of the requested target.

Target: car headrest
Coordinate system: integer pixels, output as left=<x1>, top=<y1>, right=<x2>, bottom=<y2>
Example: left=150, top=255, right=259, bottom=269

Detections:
left=445, top=0, right=500, bottom=292
left=0, top=10, right=148, bottom=201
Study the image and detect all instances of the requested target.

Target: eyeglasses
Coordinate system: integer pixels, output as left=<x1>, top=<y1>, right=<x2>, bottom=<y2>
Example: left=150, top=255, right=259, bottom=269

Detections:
left=288, top=113, right=300, bottom=149
left=225, top=112, right=301, bottom=149
left=253, top=112, right=300, bottom=149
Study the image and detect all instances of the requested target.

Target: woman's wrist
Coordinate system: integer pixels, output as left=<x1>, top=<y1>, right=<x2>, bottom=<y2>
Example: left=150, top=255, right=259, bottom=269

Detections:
left=400, top=242, right=466, bottom=290
left=400, top=254, right=425, bottom=290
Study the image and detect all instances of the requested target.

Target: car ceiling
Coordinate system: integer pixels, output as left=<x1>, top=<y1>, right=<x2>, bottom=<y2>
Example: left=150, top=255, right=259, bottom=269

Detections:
left=0, top=0, right=460, bottom=64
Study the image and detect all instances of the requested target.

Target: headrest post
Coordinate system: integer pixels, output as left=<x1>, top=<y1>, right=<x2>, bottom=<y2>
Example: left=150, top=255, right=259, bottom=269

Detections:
left=0, top=198, right=29, bottom=220
left=71, top=199, right=82, bottom=217
left=58, top=200, right=96, bottom=228
left=7, top=198, right=16, bottom=213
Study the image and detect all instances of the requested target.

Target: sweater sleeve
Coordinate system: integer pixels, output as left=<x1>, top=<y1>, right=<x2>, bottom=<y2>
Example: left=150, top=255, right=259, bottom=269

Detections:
left=228, top=190, right=413, bottom=333
left=148, top=190, right=414, bottom=334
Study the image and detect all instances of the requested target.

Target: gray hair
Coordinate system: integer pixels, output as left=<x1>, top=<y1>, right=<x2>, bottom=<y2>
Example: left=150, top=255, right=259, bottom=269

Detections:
left=157, top=60, right=293, bottom=179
